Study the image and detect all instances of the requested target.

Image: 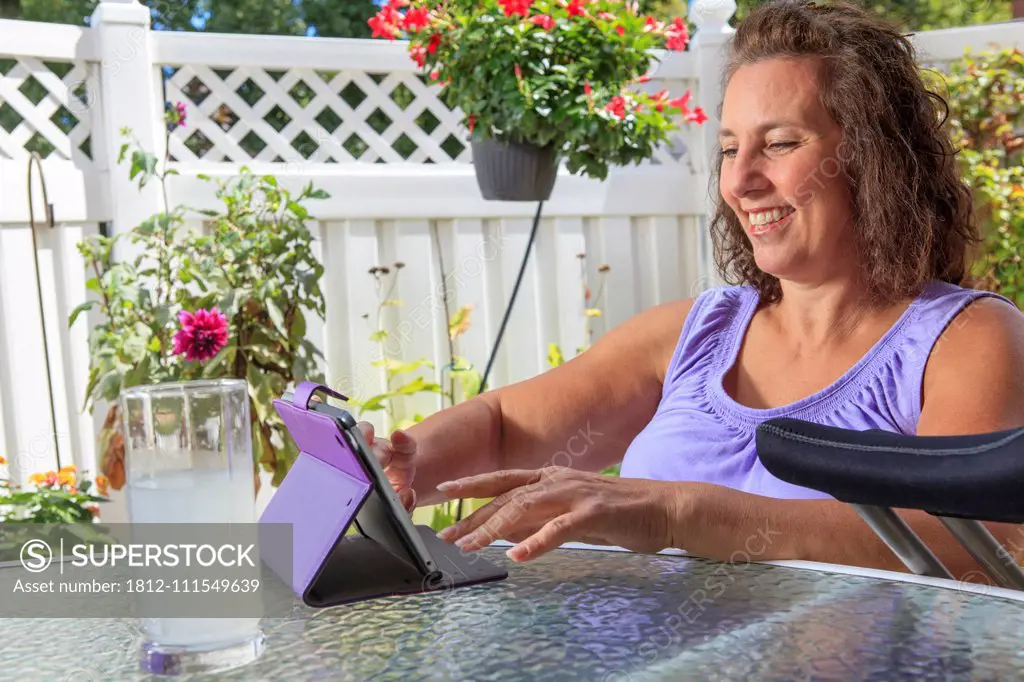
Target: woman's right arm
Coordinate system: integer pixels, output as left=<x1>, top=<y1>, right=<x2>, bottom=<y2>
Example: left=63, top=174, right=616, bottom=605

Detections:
left=393, top=298, right=695, bottom=508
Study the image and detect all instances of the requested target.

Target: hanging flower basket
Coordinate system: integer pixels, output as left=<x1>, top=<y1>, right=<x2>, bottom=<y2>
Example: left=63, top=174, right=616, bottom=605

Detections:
left=370, top=0, right=707, bottom=199
left=471, top=137, right=558, bottom=202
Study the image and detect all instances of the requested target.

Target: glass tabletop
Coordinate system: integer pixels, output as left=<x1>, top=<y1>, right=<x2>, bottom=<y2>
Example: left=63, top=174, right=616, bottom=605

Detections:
left=2, top=546, right=1023, bottom=681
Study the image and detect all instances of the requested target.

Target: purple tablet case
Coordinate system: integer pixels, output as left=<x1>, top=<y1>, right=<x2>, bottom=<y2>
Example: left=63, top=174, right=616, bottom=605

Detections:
left=258, top=381, right=508, bottom=607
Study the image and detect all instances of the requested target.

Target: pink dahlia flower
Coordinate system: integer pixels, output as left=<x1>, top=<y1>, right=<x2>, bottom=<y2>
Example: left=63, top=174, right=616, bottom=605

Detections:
left=172, top=307, right=229, bottom=362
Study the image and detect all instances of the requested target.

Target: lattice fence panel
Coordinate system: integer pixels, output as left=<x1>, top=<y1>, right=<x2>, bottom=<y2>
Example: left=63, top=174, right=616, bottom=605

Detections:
left=0, top=56, right=96, bottom=165
left=163, top=64, right=472, bottom=165
left=162, top=63, right=696, bottom=168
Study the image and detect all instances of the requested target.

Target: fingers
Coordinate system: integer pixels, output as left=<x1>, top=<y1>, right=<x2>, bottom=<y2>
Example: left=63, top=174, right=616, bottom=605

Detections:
left=441, top=488, right=550, bottom=551
left=436, top=485, right=536, bottom=544
left=507, top=512, right=583, bottom=563
left=436, top=469, right=544, bottom=499
left=357, top=421, right=374, bottom=446
left=398, top=488, right=417, bottom=512
left=390, top=428, right=415, bottom=454
left=383, top=428, right=416, bottom=489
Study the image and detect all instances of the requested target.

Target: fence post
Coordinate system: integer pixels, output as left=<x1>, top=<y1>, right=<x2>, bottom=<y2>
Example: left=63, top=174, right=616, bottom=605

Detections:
left=689, top=0, right=736, bottom=288
left=90, top=0, right=164, bottom=259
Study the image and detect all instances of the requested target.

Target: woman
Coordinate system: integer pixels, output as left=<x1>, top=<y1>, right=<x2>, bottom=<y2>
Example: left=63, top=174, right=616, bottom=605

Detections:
left=359, top=0, right=1024, bottom=578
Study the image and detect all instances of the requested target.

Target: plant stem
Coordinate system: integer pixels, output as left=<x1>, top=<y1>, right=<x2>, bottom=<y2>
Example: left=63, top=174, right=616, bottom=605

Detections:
left=431, top=222, right=457, bottom=408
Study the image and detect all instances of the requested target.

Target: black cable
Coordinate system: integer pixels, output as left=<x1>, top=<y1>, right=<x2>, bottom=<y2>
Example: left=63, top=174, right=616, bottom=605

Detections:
left=454, top=198, right=544, bottom=523
left=27, top=151, right=62, bottom=471
left=477, top=199, right=545, bottom=394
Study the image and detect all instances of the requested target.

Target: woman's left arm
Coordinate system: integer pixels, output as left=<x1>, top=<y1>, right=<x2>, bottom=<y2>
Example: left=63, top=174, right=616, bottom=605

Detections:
left=438, top=298, right=1024, bottom=576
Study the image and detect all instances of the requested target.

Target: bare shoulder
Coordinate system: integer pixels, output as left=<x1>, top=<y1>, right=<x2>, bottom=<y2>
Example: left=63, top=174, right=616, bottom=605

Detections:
left=586, top=297, right=696, bottom=384
left=919, top=296, right=1024, bottom=435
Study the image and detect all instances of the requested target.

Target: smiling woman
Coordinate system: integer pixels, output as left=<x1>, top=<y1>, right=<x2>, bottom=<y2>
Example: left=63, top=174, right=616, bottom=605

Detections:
left=349, top=0, right=1024, bottom=579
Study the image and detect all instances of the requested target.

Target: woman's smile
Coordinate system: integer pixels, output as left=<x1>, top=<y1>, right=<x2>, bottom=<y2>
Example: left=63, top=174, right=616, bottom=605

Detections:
left=745, top=205, right=796, bottom=237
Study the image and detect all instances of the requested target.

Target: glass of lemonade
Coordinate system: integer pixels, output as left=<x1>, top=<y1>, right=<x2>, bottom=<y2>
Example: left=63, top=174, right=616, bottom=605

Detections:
left=120, top=379, right=265, bottom=675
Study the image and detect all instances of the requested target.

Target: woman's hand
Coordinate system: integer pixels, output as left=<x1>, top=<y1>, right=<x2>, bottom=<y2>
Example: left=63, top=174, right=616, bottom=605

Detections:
left=434, top=467, right=683, bottom=562
left=356, top=422, right=418, bottom=512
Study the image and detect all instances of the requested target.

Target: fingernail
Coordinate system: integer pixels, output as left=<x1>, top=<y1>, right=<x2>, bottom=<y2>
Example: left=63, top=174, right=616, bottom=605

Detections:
left=506, top=546, right=526, bottom=562
left=436, top=481, right=456, bottom=492
left=436, top=526, right=456, bottom=541
left=455, top=533, right=476, bottom=549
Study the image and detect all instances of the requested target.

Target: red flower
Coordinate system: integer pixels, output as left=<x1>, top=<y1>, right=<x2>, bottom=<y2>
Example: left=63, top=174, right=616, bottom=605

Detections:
left=605, top=95, right=627, bottom=120
left=686, top=107, right=709, bottom=124
left=427, top=33, right=442, bottom=54
left=669, top=91, right=692, bottom=114
left=651, top=88, right=668, bottom=111
left=584, top=81, right=592, bottom=96
left=403, top=7, right=431, bottom=32
left=643, top=16, right=663, bottom=32
left=173, top=307, right=229, bottom=362
left=468, top=115, right=476, bottom=133
left=368, top=6, right=403, bottom=39
left=566, top=0, right=586, bottom=17
left=615, top=25, right=625, bottom=36
left=499, top=0, right=533, bottom=17
left=665, top=17, right=690, bottom=51
left=530, top=14, right=556, bottom=30
left=410, top=45, right=427, bottom=68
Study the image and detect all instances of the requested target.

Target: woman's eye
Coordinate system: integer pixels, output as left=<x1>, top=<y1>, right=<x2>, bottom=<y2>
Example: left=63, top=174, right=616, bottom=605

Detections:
left=720, top=148, right=738, bottom=158
left=767, top=141, right=797, bottom=152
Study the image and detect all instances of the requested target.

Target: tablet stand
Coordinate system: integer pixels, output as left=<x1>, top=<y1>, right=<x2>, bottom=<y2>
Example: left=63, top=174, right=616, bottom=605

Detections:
left=258, top=382, right=508, bottom=607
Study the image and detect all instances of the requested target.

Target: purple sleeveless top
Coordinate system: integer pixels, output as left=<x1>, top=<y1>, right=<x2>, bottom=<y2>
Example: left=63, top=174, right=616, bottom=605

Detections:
left=619, top=279, right=1014, bottom=499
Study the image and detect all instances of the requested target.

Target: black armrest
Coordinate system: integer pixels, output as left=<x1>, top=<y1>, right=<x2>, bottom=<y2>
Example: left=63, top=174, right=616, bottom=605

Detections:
left=755, top=418, right=1024, bottom=524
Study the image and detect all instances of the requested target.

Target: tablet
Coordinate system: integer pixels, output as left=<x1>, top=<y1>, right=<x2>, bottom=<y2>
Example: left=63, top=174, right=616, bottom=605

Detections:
left=279, top=389, right=438, bottom=577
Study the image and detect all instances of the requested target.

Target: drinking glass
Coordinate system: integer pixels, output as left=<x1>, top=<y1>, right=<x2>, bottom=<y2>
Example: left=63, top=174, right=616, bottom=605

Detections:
left=120, top=379, right=265, bottom=675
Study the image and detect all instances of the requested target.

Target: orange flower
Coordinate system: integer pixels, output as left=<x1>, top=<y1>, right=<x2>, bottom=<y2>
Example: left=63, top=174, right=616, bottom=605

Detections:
left=96, top=474, right=110, bottom=497
left=0, top=455, right=6, bottom=466
left=59, top=470, right=76, bottom=487
left=45, top=471, right=58, bottom=486
left=28, top=472, right=46, bottom=486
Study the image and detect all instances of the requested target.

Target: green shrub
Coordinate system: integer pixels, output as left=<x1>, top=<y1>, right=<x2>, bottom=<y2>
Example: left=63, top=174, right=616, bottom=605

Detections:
left=932, top=48, right=1024, bottom=305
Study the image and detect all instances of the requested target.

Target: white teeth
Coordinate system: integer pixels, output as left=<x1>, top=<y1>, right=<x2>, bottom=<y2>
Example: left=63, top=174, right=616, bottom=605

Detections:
left=748, top=207, right=791, bottom=226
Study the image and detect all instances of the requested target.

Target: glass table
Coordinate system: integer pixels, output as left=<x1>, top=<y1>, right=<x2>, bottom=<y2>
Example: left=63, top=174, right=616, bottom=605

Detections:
left=2, top=545, right=1023, bottom=681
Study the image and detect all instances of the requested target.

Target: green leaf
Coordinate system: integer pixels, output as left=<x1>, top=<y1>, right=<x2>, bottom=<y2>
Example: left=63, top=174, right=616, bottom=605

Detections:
left=97, top=371, right=122, bottom=402
left=376, top=358, right=434, bottom=375
left=395, top=377, right=442, bottom=395
left=202, top=346, right=237, bottom=377
left=547, top=343, right=564, bottom=367
left=454, top=366, right=482, bottom=399
left=356, top=392, right=395, bottom=413
left=289, top=308, right=306, bottom=342
left=369, top=330, right=388, bottom=342
left=123, top=353, right=151, bottom=388
left=266, top=299, right=287, bottom=336
left=68, top=301, right=95, bottom=329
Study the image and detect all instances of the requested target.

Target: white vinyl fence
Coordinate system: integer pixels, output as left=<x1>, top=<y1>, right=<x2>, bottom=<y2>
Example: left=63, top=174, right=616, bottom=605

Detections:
left=0, top=0, right=1020, bottom=519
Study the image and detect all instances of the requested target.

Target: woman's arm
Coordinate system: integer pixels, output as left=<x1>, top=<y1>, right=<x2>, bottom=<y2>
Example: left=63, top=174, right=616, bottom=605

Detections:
left=405, top=299, right=693, bottom=507
left=667, top=297, right=1024, bottom=577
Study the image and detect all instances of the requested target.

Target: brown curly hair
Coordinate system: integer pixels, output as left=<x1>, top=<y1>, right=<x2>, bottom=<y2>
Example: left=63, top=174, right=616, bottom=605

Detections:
left=709, top=0, right=979, bottom=306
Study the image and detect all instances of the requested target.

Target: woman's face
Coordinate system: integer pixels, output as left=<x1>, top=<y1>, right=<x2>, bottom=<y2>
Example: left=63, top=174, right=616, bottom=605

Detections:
left=718, top=57, right=854, bottom=284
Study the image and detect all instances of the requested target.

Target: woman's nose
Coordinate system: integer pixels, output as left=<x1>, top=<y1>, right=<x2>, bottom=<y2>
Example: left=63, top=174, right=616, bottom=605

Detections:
left=724, top=150, right=770, bottom=199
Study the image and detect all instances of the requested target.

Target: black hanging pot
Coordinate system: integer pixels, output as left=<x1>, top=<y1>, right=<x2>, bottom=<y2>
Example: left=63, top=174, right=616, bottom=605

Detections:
left=470, top=137, right=558, bottom=202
